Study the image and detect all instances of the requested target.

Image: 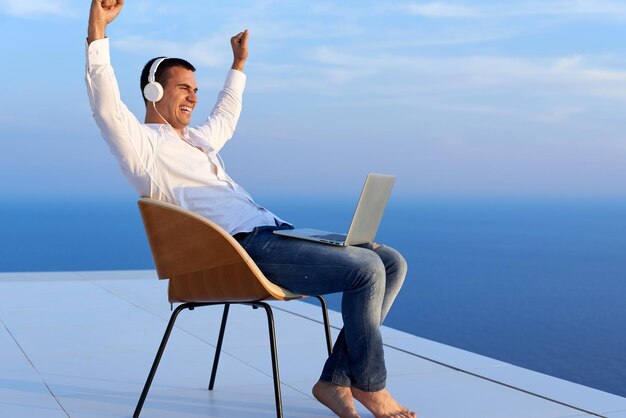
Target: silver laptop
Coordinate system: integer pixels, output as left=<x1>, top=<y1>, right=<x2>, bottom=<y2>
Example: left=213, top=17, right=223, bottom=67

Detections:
left=273, top=173, right=395, bottom=246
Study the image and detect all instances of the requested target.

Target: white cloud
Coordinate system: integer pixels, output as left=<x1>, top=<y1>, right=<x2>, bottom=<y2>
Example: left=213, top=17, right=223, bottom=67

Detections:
left=536, top=106, right=586, bottom=124
left=403, top=0, right=626, bottom=19
left=112, top=36, right=226, bottom=68
left=501, top=0, right=626, bottom=17
left=301, top=45, right=626, bottom=106
left=0, top=0, right=72, bottom=18
left=406, top=2, right=478, bottom=18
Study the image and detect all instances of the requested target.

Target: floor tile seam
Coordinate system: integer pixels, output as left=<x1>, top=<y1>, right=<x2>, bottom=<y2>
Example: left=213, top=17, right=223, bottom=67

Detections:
left=87, top=280, right=173, bottom=322
left=270, top=303, right=342, bottom=331
left=172, top=321, right=318, bottom=394
left=385, top=341, right=607, bottom=417
left=276, top=380, right=317, bottom=400
left=208, top=375, right=317, bottom=400
left=0, top=317, right=71, bottom=418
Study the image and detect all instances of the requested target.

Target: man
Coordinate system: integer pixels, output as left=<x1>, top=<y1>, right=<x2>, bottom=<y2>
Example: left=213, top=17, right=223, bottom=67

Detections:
left=86, top=1, right=415, bottom=417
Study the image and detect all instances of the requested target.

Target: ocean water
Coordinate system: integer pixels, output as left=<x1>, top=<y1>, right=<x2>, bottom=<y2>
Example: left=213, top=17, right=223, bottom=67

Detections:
left=1, top=196, right=625, bottom=397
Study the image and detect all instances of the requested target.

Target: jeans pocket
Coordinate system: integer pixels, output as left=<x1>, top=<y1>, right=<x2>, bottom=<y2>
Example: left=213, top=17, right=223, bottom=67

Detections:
left=236, top=228, right=258, bottom=249
left=238, top=224, right=293, bottom=251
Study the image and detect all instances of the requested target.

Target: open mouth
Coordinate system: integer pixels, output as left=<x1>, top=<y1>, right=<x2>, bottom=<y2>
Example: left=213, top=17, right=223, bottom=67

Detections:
left=180, top=106, right=192, bottom=114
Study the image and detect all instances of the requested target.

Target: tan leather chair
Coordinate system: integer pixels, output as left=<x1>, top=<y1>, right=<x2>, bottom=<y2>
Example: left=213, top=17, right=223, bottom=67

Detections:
left=133, top=198, right=332, bottom=418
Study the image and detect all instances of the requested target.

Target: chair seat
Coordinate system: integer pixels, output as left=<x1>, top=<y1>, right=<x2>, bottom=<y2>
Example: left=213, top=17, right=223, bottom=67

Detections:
left=168, top=265, right=287, bottom=303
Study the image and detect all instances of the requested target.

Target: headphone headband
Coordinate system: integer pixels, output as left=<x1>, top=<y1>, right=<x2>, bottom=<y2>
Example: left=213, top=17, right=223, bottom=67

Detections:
left=148, top=57, right=168, bottom=83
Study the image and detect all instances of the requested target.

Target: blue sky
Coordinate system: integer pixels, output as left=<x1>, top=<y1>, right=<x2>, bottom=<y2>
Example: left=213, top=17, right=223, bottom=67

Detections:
left=1, top=0, right=625, bottom=199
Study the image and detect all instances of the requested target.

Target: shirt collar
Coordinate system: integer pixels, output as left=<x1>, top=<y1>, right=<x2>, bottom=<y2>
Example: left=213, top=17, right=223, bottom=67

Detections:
left=145, top=123, right=190, bottom=140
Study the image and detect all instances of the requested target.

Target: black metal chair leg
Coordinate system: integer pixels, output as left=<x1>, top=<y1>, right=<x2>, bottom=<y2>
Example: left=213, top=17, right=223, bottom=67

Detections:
left=256, top=302, right=283, bottom=418
left=314, top=296, right=333, bottom=356
left=135, top=298, right=327, bottom=418
left=133, top=302, right=194, bottom=418
left=208, top=303, right=230, bottom=390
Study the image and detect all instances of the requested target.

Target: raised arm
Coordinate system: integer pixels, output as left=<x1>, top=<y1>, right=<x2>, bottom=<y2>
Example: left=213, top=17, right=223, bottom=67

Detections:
left=85, top=0, right=157, bottom=196
left=88, top=0, right=124, bottom=44
left=192, top=30, right=249, bottom=153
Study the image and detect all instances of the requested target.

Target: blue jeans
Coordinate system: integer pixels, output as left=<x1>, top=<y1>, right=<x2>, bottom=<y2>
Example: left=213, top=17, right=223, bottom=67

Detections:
left=235, top=225, right=408, bottom=392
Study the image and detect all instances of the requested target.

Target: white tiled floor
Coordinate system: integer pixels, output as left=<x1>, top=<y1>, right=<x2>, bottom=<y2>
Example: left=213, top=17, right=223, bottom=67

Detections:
left=1, top=270, right=625, bottom=418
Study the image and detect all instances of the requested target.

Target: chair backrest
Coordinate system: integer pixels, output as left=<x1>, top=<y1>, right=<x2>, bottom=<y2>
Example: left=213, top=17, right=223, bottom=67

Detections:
left=138, top=198, right=303, bottom=303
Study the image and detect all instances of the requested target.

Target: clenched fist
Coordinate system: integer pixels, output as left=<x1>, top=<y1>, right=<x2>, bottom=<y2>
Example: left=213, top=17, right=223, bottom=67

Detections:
left=231, top=30, right=249, bottom=72
left=88, top=0, right=124, bottom=44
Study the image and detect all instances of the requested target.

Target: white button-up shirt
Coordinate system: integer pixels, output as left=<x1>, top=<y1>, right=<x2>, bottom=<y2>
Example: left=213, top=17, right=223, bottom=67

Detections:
left=85, top=38, right=286, bottom=235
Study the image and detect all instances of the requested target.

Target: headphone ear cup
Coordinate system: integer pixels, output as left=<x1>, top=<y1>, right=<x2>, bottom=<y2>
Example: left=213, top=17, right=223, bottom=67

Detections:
left=143, top=82, right=164, bottom=102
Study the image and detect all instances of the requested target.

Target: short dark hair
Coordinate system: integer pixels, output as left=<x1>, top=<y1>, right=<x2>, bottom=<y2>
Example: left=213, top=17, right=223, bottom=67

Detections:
left=140, top=57, right=196, bottom=104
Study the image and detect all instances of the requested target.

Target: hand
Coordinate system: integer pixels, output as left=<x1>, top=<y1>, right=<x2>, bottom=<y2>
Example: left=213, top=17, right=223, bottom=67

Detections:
left=230, top=29, right=249, bottom=72
left=88, top=0, right=124, bottom=44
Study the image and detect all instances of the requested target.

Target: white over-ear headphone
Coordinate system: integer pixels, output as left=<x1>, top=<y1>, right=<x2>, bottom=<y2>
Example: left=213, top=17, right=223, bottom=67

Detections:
left=143, top=57, right=168, bottom=102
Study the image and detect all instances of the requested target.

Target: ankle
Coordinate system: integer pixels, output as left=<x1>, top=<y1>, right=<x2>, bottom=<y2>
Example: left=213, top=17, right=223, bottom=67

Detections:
left=313, top=381, right=361, bottom=418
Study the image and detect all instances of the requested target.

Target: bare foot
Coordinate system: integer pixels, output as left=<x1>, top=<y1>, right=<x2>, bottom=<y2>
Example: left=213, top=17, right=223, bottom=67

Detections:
left=312, top=380, right=361, bottom=418
left=351, top=387, right=416, bottom=418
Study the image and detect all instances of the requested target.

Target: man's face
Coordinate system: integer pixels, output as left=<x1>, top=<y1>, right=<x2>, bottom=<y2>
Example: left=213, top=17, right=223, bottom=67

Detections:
left=155, top=66, right=198, bottom=131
